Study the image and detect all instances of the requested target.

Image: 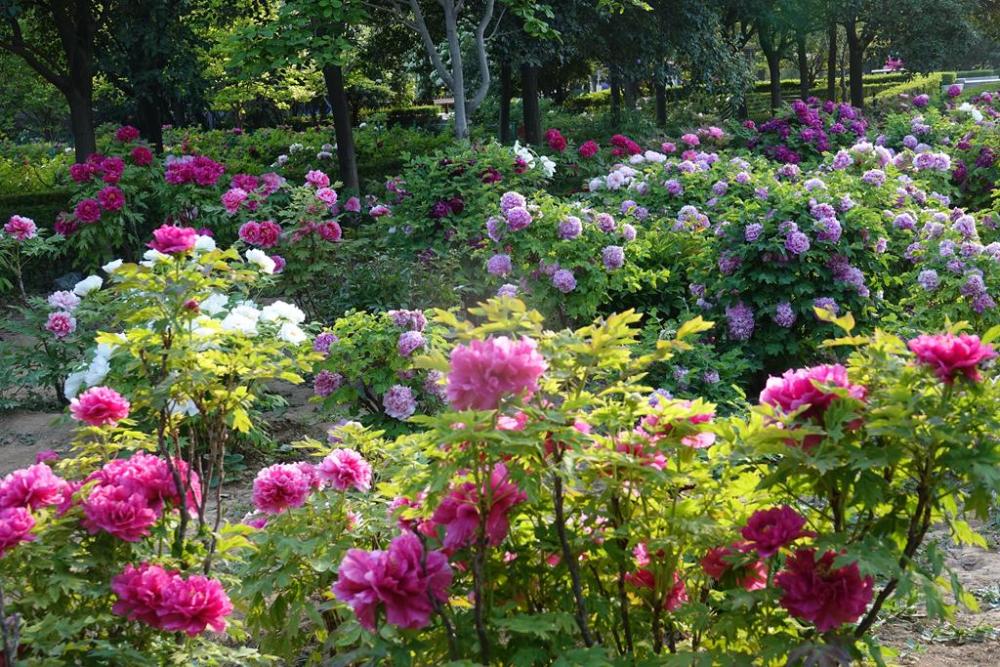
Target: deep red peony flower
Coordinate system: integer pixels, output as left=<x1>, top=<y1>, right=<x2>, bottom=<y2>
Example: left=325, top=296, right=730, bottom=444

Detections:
left=776, top=548, right=873, bottom=631
left=741, top=506, right=811, bottom=557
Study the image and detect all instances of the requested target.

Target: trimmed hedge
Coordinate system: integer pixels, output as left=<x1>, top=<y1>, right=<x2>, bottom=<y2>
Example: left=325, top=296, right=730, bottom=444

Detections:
left=0, top=190, right=70, bottom=228
left=872, top=73, right=945, bottom=104
left=382, top=105, right=442, bottom=129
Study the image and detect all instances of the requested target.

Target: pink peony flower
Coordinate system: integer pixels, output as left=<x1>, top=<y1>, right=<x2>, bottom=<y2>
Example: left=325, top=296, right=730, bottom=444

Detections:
left=4, top=215, right=37, bottom=240
left=908, top=333, right=996, bottom=384
left=332, top=532, right=452, bottom=631
left=131, top=146, right=153, bottom=166
left=316, top=220, right=342, bottom=242
left=148, top=224, right=197, bottom=254
left=317, top=449, right=373, bottom=492
left=98, top=186, right=125, bottom=211
left=681, top=133, right=700, bottom=146
left=0, top=463, right=69, bottom=511
left=624, top=546, right=689, bottom=610
left=776, top=548, right=874, bottom=631
left=759, top=364, right=866, bottom=424
left=0, top=506, right=36, bottom=556
left=156, top=572, right=233, bottom=636
left=89, top=452, right=200, bottom=511
left=305, top=170, right=330, bottom=188
left=315, top=187, right=338, bottom=206
left=239, top=220, right=281, bottom=248
left=446, top=336, right=547, bottom=410
left=35, top=449, right=59, bottom=464
left=741, top=506, right=811, bottom=557
left=345, top=196, right=362, bottom=212
left=221, top=188, right=248, bottom=214
left=111, top=562, right=172, bottom=626
left=252, top=463, right=312, bottom=514
left=431, top=463, right=526, bottom=550
left=370, top=204, right=391, bottom=218
left=70, top=386, right=130, bottom=426
left=82, top=484, right=159, bottom=541
left=47, top=290, right=80, bottom=311
left=701, top=543, right=768, bottom=591
left=45, top=311, right=76, bottom=338
left=74, top=198, right=102, bottom=224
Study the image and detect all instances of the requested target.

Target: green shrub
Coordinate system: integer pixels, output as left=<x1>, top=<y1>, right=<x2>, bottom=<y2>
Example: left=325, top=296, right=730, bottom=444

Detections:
left=941, top=72, right=956, bottom=85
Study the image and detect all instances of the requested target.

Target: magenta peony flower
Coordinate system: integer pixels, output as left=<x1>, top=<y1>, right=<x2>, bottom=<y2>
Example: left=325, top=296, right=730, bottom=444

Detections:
left=0, top=463, right=68, bottom=511
left=156, top=572, right=233, bottom=636
left=115, top=125, right=140, bottom=142
left=315, top=187, right=338, bottom=206
left=45, top=311, right=76, bottom=338
left=431, top=463, right=526, bottom=550
left=4, top=215, right=37, bottom=240
left=82, top=484, right=159, bottom=541
left=681, top=133, right=700, bottom=146
left=578, top=139, right=599, bottom=158
left=131, top=146, right=153, bottom=166
left=318, top=449, right=372, bottom=492
left=776, top=548, right=874, bottom=631
left=544, top=128, right=567, bottom=151
left=70, top=162, right=95, bottom=182
left=111, top=562, right=172, bottom=626
left=252, top=463, right=312, bottom=514
left=88, top=452, right=200, bottom=511
left=741, top=506, right=811, bottom=557
left=221, top=188, right=248, bottom=214
left=35, top=449, right=59, bottom=464
left=759, top=364, right=866, bottom=423
left=701, top=543, right=768, bottom=591
left=148, top=224, right=197, bottom=254
left=345, top=196, right=361, bottom=212
left=446, top=336, right=547, bottom=410
left=908, top=333, right=996, bottom=384
left=0, top=507, right=36, bottom=556
left=333, top=532, right=452, bottom=631
left=97, top=186, right=125, bottom=211
left=70, top=386, right=130, bottom=426
left=75, top=198, right=102, bottom=224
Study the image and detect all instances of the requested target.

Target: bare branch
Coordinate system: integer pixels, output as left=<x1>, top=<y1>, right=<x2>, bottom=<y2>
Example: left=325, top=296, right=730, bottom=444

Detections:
left=408, top=0, right=454, bottom=89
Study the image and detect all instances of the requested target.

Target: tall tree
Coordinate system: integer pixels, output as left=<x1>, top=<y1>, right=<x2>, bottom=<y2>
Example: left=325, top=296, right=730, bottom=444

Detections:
left=0, top=0, right=105, bottom=161
left=235, top=0, right=366, bottom=191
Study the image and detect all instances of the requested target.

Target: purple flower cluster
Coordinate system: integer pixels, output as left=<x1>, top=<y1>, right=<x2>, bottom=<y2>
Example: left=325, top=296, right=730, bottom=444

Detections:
left=726, top=302, right=755, bottom=341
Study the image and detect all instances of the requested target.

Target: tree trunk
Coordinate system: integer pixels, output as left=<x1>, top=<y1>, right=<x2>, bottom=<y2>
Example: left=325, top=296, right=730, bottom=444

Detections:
left=610, top=72, right=621, bottom=124
left=654, top=81, right=667, bottom=127
left=67, top=87, right=96, bottom=163
left=136, top=93, right=164, bottom=153
left=827, top=22, right=838, bottom=101
left=499, top=60, right=512, bottom=143
left=442, top=2, right=469, bottom=138
left=322, top=64, right=359, bottom=192
left=845, top=20, right=865, bottom=108
left=521, top=63, right=541, bottom=145
left=623, top=80, right=637, bottom=110
left=797, top=32, right=810, bottom=100
left=766, top=49, right=783, bottom=111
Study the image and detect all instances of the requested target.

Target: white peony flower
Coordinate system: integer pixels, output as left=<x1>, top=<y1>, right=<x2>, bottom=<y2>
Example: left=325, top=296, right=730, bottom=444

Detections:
left=221, top=304, right=261, bottom=336
left=199, top=292, right=229, bottom=316
left=644, top=150, right=667, bottom=163
left=194, top=235, right=216, bottom=252
left=64, top=371, right=86, bottom=401
left=539, top=155, right=557, bottom=178
left=588, top=177, right=604, bottom=192
left=261, top=300, right=305, bottom=324
left=102, top=259, right=123, bottom=273
left=168, top=399, right=200, bottom=416
left=141, top=249, right=171, bottom=266
left=73, top=275, right=103, bottom=296
left=245, top=249, right=276, bottom=274
left=84, top=355, right=110, bottom=387
left=277, top=322, right=307, bottom=344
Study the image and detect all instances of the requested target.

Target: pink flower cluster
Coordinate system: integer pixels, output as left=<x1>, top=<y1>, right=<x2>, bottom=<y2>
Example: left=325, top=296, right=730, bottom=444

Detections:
left=446, top=336, right=547, bottom=410
left=759, top=364, right=867, bottom=447
left=0, top=462, right=74, bottom=556
left=83, top=451, right=200, bottom=542
left=908, top=333, right=996, bottom=384
left=430, top=463, right=526, bottom=550
left=238, top=220, right=282, bottom=248
left=111, top=563, right=233, bottom=636
left=70, top=386, right=130, bottom=427
left=333, top=532, right=451, bottom=631
left=253, top=450, right=372, bottom=514
left=164, top=155, right=225, bottom=187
